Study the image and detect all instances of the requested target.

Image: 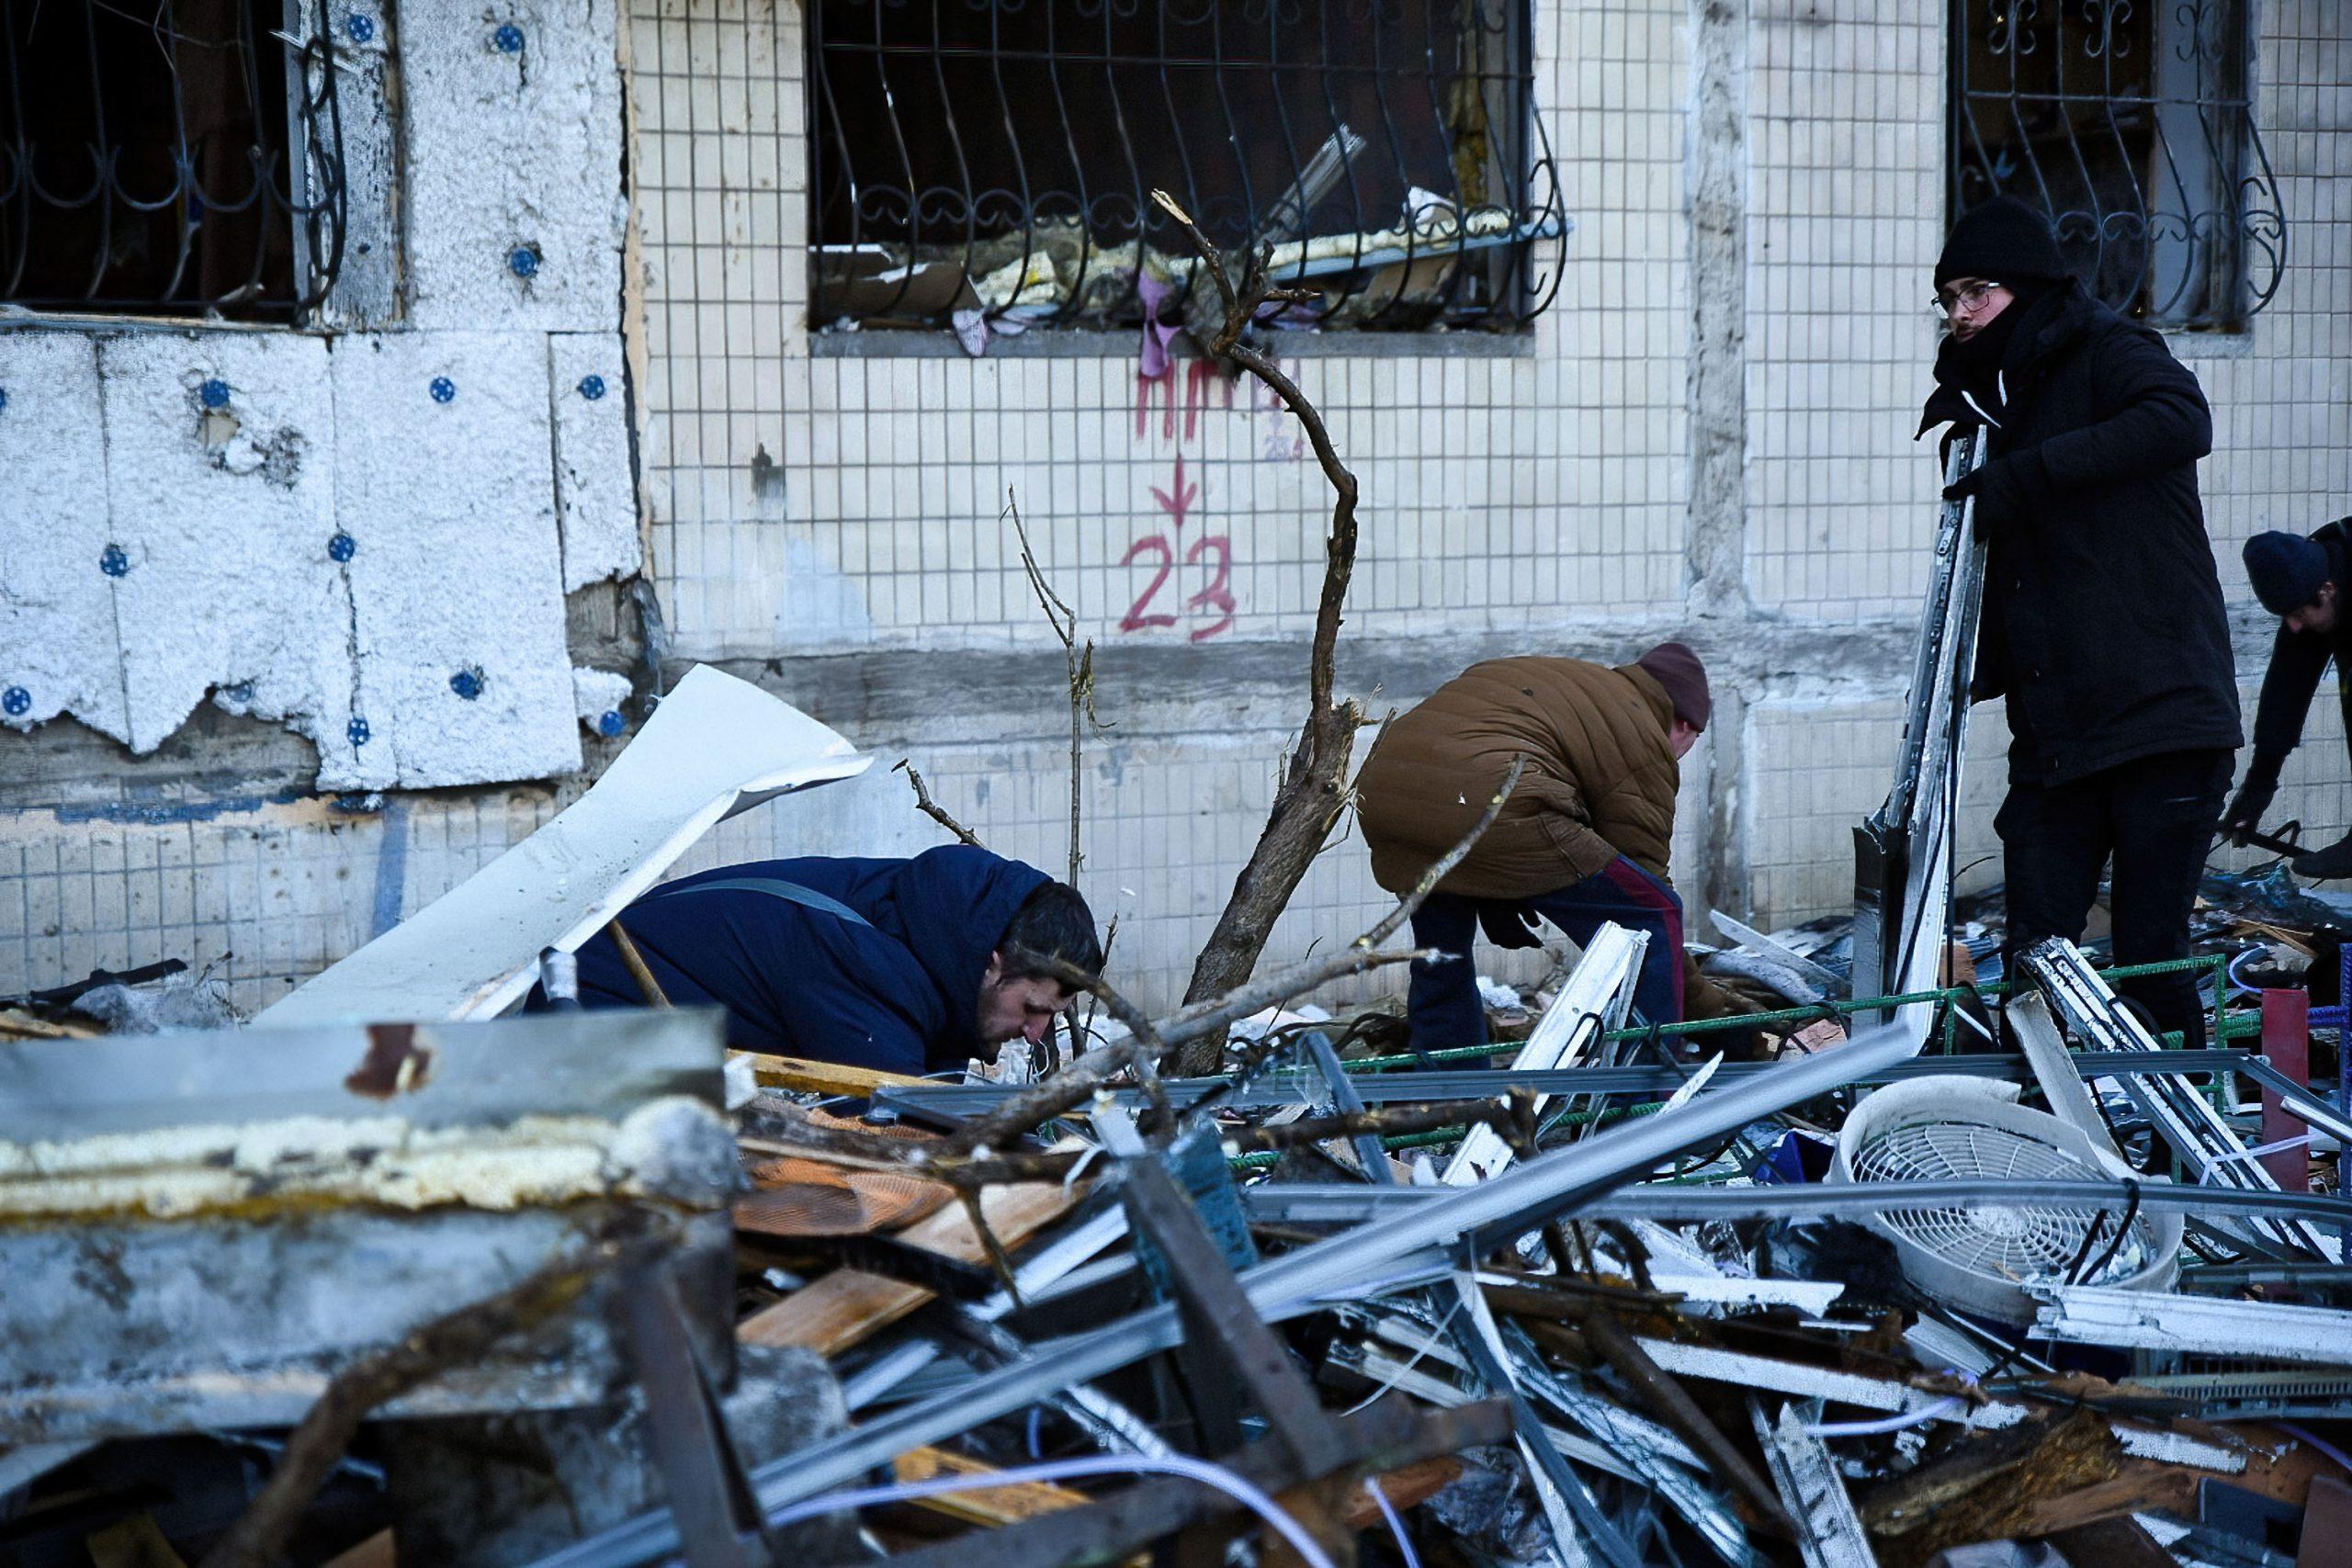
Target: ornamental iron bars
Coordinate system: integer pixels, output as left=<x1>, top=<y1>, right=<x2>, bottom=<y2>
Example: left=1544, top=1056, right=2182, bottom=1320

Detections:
left=808, top=0, right=1566, bottom=333
left=1951, top=0, right=2283, bottom=332
left=0, top=0, right=347, bottom=321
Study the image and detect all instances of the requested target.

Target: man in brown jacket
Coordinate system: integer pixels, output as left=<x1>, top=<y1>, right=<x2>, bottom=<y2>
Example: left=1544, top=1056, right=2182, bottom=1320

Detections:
left=1355, top=642, right=1736, bottom=1048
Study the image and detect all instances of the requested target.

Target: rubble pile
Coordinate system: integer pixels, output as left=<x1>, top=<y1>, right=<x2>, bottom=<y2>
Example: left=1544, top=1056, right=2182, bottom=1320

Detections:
left=6, top=880, right=2352, bottom=1568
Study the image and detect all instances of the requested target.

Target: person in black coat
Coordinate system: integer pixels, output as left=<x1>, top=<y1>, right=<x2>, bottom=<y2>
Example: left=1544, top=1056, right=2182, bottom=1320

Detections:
left=2223, top=523, right=2352, bottom=878
left=536, top=844, right=1102, bottom=1075
left=1919, top=196, right=2240, bottom=1045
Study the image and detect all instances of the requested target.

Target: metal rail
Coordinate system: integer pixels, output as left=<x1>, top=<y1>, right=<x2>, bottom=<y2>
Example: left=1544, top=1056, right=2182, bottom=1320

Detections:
left=2024, top=938, right=2337, bottom=1261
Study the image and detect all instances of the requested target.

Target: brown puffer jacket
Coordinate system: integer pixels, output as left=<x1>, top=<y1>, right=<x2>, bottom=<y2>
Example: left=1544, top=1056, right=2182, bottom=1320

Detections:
left=1355, top=655, right=1743, bottom=1021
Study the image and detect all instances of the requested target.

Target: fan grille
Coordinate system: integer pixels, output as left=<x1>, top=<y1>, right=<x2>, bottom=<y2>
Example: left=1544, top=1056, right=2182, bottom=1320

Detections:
left=1850, top=1120, right=2154, bottom=1286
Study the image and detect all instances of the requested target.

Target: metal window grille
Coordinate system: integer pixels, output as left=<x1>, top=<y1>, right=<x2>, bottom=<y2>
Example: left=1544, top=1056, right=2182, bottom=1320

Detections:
left=809, top=0, right=1566, bottom=334
left=1950, top=0, right=2283, bottom=332
left=0, top=0, right=346, bottom=321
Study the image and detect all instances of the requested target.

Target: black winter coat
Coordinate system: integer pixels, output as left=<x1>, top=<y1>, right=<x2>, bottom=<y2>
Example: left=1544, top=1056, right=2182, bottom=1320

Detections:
left=2249, top=518, right=2352, bottom=773
left=1918, top=279, right=2240, bottom=786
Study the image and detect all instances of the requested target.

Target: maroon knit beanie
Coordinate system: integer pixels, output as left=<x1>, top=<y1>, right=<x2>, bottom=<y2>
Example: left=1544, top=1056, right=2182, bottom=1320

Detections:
left=1635, top=642, right=1710, bottom=731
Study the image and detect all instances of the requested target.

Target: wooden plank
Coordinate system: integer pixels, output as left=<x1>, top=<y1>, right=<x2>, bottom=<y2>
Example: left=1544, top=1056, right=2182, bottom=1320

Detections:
left=319, top=1531, right=397, bottom=1568
left=2300, top=1473, right=2352, bottom=1568
left=892, top=1445, right=1089, bottom=1526
left=733, top=1051, right=931, bottom=1097
left=738, top=1178, right=1080, bottom=1354
left=0, top=1009, right=97, bottom=1041
left=1342, top=1457, right=1463, bottom=1527
left=2021, top=1427, right=2340, bottom=1538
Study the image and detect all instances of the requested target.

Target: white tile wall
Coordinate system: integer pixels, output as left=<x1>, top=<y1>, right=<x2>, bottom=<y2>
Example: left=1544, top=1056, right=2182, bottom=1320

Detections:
left=625, top=0, right=1691, bottom=661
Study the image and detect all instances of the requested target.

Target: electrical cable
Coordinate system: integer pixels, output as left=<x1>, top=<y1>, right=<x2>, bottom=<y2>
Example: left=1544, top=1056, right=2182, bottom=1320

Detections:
left=2075, top=1180, right=2141, bottom=1286
left=1801, top=1394, right=1967, bottom=1438
left=2278, top=1422, right=2352, bottom=1476
left=762, top=1452, right=1340, bottom=1568
left=1340, top=1292, right=1466, bottom=1416
left=1366, top=1475, right=1423, bottom=1568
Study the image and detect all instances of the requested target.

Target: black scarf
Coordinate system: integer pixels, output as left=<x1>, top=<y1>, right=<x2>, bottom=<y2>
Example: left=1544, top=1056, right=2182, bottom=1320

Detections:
left=1927, top=276, right=2064, bottom=428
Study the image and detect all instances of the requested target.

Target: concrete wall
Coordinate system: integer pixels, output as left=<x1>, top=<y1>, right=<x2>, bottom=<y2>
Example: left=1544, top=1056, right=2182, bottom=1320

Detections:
left=4, top=0, right=2348, bottom=1018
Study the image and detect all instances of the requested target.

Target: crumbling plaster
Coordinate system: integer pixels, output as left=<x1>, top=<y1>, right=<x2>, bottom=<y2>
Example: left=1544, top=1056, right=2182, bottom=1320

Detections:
left=0, top=0, right=641, bottom=791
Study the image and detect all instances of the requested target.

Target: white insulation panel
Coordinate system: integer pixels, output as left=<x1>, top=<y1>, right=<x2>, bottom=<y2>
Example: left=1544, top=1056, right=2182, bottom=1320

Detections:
left=333, top=332, right=582, bottom=789
left=401, top=1, right=628, bottom=334
left=550, top=332, right=640, bottom=590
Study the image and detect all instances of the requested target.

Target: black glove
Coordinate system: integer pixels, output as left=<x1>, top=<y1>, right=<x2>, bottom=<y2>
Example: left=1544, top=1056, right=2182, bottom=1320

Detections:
left=1476, top=902, right=1544, bottom=951
left=1942, top=447, right=2048, bottom=538
left=2222, top=752, right=2284, bottom=845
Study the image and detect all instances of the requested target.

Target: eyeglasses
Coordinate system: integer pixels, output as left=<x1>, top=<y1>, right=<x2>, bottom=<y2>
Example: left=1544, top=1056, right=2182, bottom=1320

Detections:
left=1930, top=280, right=2004, bottom=322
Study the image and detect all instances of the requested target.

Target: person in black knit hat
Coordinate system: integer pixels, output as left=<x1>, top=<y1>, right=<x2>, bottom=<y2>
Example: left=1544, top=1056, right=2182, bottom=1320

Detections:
left=1918, top=195, right=2240, bottom=1046
left=2223, top=523, right=2352, bottom=878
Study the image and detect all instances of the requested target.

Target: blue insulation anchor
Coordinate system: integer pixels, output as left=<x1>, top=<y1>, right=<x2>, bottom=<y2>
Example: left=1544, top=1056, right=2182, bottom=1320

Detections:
left=449, top=667, right=485, bottom=701
left=509, top=245, right=540, bottom=278
left=2, top=687, right=29, bottom=717
left=328, top=532, right=356, bottom=563
left=596, top=708, right=625, bottom=736
left=578, top=374, right=606, bottom=400
left=199, top=378, right=231, bottom=410
left=346, top=12, right=375, bottom=41
left=348, top=716, right=372, bottom=747
left=493, top=21, right=524, bottom=51
left=100, top=545, right=129, bottom=578
left=429, top=377, right=457, bottom=404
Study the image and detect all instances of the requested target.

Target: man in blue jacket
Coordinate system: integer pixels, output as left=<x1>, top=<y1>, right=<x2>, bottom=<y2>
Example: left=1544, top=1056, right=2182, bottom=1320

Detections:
left=552, top=845, right=1102, bottom=1075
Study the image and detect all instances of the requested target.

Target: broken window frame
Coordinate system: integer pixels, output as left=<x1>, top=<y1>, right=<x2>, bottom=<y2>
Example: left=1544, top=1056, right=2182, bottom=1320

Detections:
left=0, top=0, right=348, bottom=322
left=806, top=0, right=1568, bottom=336
left=1948, top=0, right=2284, bottom=333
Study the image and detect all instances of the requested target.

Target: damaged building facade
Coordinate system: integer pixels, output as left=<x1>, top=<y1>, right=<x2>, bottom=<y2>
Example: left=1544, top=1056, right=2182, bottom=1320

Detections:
left=1, top=0, right=2346, bottom=1012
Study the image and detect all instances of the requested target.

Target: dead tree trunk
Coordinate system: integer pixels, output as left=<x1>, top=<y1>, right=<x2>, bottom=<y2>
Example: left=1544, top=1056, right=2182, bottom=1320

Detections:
left=1155, top=191, right=1365, bottom=1071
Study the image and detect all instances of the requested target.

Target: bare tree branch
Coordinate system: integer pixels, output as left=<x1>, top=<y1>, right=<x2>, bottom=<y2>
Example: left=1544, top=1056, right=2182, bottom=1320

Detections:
left=1154, top=188, right=1368, bottom=1047
left=1159, top=754, right=1525, bottom=1052
left=895, top=759, right=986, bottom=849
left=911, top=754, right=1521, bottom=1149
left=1005, top=490, right=1102, bottom=886
left=949, top=951, right=1178, bottom=1148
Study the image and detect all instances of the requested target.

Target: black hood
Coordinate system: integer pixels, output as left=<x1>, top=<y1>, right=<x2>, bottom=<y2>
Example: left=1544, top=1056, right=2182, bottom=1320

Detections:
left=849, top=845, right=1051, bottom=1048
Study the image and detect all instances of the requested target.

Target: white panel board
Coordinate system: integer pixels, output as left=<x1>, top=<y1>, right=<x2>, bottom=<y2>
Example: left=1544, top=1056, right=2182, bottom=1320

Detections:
left=331, top=332, right=579, bottom=788
left=260, top=665, right=871, bottom=1026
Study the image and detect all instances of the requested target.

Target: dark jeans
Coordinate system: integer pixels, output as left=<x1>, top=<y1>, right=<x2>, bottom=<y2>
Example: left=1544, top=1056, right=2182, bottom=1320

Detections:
left=1996, top=747, right=2231, bottom=1047
left=1406, top=856, right=1688, bottom=1052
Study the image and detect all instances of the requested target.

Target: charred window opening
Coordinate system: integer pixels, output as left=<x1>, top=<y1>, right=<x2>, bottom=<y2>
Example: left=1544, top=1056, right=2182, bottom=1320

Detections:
left=0, top=0, right=346, bottom=321
left=1950, top=0, right=2282, bottom=333
left=809, top=0, right=1566, bottom=335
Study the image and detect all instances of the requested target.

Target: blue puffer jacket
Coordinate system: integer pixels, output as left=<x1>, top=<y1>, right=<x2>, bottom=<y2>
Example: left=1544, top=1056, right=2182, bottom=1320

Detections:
left=550, top=845, right=1048, bottom=1073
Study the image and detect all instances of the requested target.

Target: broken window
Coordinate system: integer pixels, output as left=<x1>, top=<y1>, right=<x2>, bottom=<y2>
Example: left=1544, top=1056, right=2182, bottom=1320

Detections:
left=809, top=0, right=1566, bottom=335
left=0, top=0, right=346, bottom=321
left=1950, top=0, right=2283, bottom=333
